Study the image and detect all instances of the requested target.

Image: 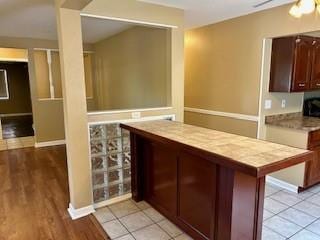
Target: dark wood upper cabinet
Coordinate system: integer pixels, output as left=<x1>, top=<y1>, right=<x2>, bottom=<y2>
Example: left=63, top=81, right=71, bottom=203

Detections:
left=311, top=40, right=320, bottom=89
left=269, top=36, right=316, bottom=92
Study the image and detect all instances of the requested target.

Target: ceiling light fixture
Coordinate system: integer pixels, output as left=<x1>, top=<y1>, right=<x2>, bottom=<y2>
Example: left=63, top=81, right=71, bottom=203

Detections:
left=289, top=0, right=320, bottom=17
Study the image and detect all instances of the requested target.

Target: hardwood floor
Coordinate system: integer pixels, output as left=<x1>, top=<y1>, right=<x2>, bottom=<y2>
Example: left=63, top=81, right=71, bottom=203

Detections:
left=0, top=145, right=109, bottom=240
left=1, top=115, right=34, bottom=139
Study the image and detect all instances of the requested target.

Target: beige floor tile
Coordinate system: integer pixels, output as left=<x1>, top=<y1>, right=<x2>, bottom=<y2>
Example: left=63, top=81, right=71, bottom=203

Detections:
left=270, top=191, right=302, bottom=206
left=0, top=145, right=7, bottom=151
left=114, top=234, right=135, bottom=240
left=132, top=200, right=151, bottom=210
left=158, top=219, right=183, bottom=237
left=278, top=208, right=316, bottom=227
left=19, top=136, right=34, bottom=141
left=94, top=207, right=116, bottom=223
left=102, top=219, right=128, bottom=239
left=143, top=208, right=165, bottom=222
left=132, top=224, right=170, bottom=240
left=174, top=234, right=193, bottom=240
left=264, top=198, right=289, bottom=214
left=7, top=143, right=23, bottom=150
left=119, top=212, right=153, bottom=232
left=264, top=216, right=302, bottom=238
left=109, top=200, right=140, bottom=218
left=262, top=227, right=285, bottom=240
left=0, top=139, right=7, bottom=145
left=6, top=138, right=22, bottom=144
left=290, top=230, right=320, bottom=240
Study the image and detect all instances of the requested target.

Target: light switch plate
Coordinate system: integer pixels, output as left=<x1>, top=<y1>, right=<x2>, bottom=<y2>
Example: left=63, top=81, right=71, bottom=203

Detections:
left=281, top=99, right=286, bottom=108
left=265, top=100, right=272, bottom=109
left=132, top=112, right=141, bottom=119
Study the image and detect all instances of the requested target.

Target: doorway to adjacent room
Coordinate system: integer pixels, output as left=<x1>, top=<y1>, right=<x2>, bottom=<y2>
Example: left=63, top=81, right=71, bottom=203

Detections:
left=0, top=48, right=35, bottom=150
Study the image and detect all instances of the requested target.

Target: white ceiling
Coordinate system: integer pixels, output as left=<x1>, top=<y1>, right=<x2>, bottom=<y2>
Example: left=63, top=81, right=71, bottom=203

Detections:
left=0, top=0, right=57, bottom=40
left=81, top=17, right=133, bottom=43
left=0, top=0, right=296, bottom=41
left=138, top=0, right=295, bottom=29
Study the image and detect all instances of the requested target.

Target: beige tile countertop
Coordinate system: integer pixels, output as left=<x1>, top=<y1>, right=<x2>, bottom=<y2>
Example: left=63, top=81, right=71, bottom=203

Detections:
left=121, top=120, right=312, bottom=177
left=265, top=112, right=320, bottom=132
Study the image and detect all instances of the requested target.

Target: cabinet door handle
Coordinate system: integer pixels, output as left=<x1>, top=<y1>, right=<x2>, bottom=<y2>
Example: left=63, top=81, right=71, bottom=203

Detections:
left=313, top=40, right=317, bottom=45
left=316, top=83, right=320, bottom=86
left=299, top=83, right=306, bottom=87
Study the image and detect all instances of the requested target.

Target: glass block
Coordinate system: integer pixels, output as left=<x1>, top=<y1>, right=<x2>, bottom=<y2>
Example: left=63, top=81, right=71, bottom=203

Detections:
left=90, top=125, right=106, bottom=140
left=122, top=129, right=130, bottom=138
left=122, top=181, right=131, bottom=194
left=123, top=167, right=131, bottom=180
left=123, top=152, right=131, bottom=166
left=106, top=123, right=121, bottom=138
left=122, top=137, right=130, bottom=152
left=93, top=188, right=106, bottom=202
left=92, top=156, right=106, bottom=171
left=93, top=172, right=107, bottom=186
left=107, top=138, right=121, bottom=152
left=108, top=184, right=121, bottom=198
left=107, top=153, right=122, bottom=169
left=91, top=140, right=106, bottom=155
left=108, top=169, right=121, bottom=184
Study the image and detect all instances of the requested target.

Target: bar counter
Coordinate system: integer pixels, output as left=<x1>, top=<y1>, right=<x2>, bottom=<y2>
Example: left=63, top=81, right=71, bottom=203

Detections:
left=120, top=120, right=313, bottom=240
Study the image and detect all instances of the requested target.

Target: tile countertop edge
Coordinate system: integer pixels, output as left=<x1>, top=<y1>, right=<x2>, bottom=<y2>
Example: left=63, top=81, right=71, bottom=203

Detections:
left=120, top=121, right=313, bottom=178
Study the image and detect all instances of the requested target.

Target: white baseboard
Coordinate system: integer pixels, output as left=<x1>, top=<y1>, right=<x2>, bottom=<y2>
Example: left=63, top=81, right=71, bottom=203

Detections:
left=94, top=193, right=132, bottom=209
left=68, top=203, right=95, bottom=220
left=266, top=176, right=299, bottom=193
left=35, top=139, right=66, bottom=148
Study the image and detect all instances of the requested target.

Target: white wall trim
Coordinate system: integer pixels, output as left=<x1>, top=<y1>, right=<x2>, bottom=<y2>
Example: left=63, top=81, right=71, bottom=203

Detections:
left=0, top=57, right=28, bottom=62
left=266, top=176, right=299, bottom=193
left=184, top=107, right=259, bottom=122
left=94, top=193, right=132, bottom=209
left=0, top=112, right=32, bottom=117
left=35, top=139, right=66, bottom=148
left=80, top=13, right=178, bottom=29
left=88, top=107, right=173, bottom=116
left=68, top=203, right=95, bottom=220
left=88, top=114, right=175, bottom=126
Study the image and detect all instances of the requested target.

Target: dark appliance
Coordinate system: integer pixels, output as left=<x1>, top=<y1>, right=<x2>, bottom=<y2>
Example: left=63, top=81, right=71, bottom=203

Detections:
left=304, top=98, right=320, bottom=117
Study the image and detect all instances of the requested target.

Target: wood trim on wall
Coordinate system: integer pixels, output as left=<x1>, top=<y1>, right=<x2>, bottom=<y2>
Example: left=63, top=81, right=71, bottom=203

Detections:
left=184, top=107, right=260, bottom=122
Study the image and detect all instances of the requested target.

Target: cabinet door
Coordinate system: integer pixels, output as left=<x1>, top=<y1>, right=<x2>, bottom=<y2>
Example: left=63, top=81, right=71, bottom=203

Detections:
left=310, top=40, right=320, bottom=90
left=305, top=147, right=320, bottom=187
left=292, top=37, right=313, bottom=92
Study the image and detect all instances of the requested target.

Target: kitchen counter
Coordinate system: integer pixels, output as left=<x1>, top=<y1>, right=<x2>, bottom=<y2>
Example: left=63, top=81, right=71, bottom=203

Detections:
left=122, top=120, right=310, bottom=177
left=265, top=112, right=320, bottom=132
left=121, top=120, right=313, bottom=240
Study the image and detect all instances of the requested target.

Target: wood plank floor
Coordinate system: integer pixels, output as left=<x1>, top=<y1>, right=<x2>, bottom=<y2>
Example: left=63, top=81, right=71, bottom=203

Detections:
left=1, top=116, right=34, bottom=139
left=0, top=145, right=109, bottom=240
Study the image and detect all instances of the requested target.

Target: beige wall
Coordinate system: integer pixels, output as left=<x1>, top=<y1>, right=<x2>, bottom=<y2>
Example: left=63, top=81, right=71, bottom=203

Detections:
left=185, top=4, right=320, bottom=137
left=0, top=37, right=65, bottom=143
left=92, top=26, right=171, bottom=111
left=83, top=0, right=184, bottom=123
left=0, top=48, right=28, bottom=61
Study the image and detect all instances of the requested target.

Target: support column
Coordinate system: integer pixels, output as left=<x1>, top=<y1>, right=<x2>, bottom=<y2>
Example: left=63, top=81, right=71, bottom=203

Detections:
left=55, top=2, right=93, bottom=218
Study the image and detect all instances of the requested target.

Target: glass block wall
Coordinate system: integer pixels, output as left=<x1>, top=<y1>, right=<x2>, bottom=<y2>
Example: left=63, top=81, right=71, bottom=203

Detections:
left=90, top=123, right=131, bottom=203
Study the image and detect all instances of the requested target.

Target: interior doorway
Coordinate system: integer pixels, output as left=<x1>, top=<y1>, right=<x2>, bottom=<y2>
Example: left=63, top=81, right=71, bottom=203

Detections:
left=0, top=48, right=34, bottom=150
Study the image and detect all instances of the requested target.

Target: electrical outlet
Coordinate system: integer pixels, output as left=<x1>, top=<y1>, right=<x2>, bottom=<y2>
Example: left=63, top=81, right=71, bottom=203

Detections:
left=132, top=112, right=141, bottom=119
left=265, top=100, right=272, bottom=109
left=281, top=99, right=286, bottom=108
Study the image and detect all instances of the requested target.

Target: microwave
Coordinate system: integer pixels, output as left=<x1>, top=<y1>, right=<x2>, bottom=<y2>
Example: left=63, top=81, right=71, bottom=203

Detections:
left=303, top=98, right=320, bottom=117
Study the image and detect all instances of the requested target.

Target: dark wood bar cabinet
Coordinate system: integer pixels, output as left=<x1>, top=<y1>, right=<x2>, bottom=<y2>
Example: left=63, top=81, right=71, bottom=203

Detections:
left=121, top=120, right=313, bottom=240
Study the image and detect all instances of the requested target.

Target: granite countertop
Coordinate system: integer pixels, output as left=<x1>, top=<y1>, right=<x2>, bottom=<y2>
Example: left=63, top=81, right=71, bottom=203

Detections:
left=121, top=120, right=310, bottom=172
left=265, top=112, right=320, bottom=132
